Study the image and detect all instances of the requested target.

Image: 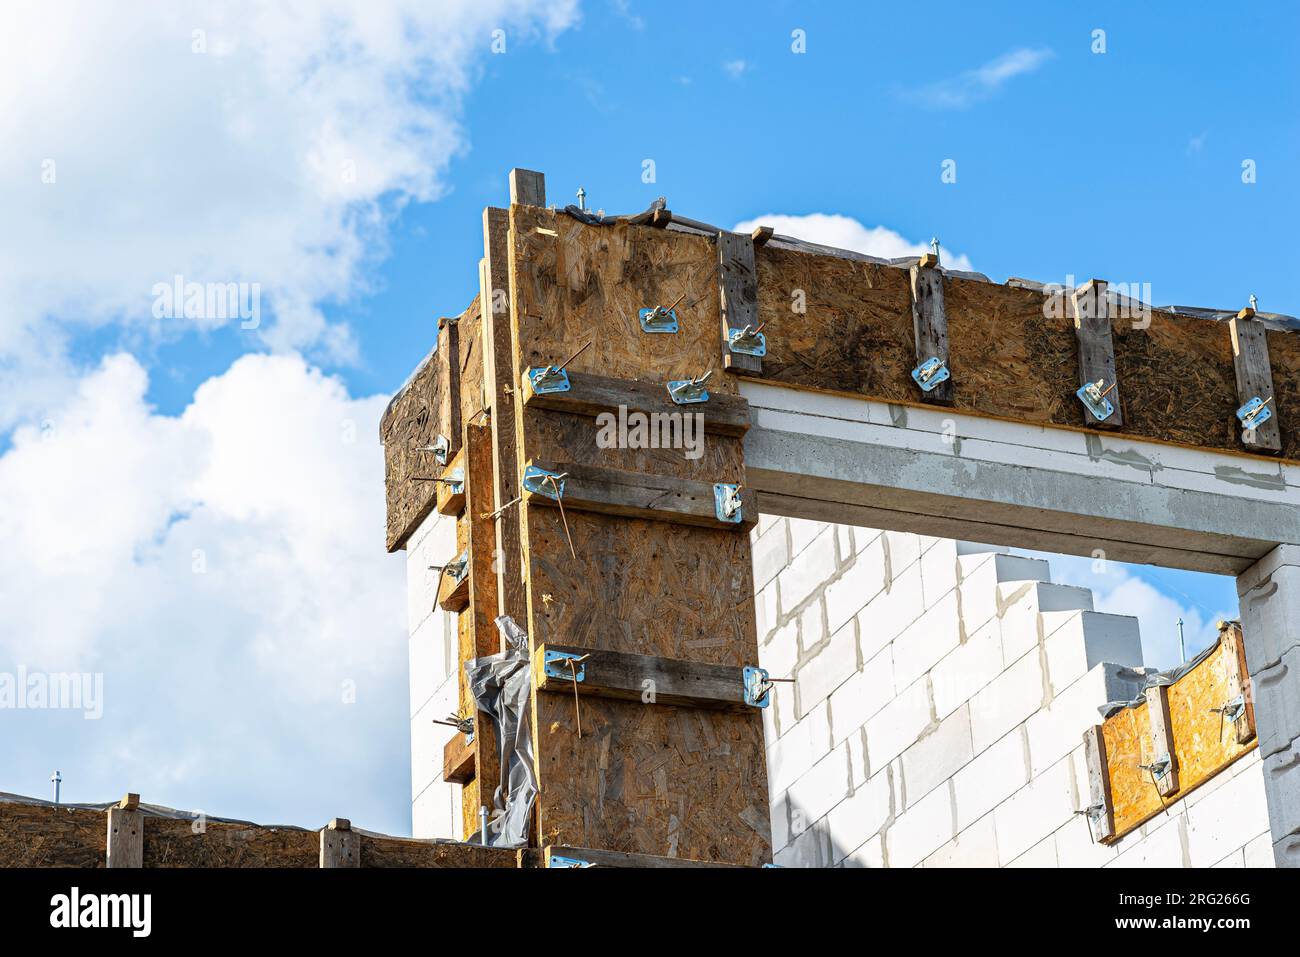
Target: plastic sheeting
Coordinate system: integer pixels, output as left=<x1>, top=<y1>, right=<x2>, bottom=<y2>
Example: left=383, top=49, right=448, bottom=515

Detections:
left=464, top=614, right=538, bottom=848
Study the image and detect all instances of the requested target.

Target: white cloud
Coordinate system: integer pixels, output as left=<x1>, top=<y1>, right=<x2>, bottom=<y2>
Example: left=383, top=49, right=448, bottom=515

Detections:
left=732, top=213, right=975, bottom=273
left=723, top=59, right=748, bottom=79
left=0, top=352, right=415, bottom=829
left=0, top=0, right=580, bottom=429
left=901, top=47, right=1053, bottom=109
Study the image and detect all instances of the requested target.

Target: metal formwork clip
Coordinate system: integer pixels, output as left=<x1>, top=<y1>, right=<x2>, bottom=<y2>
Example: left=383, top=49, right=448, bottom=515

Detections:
left=543, top=650, right=588, bottom=682
left=548, top=855, right=595, bottom=868
left=743, top=666, right=772, bottom=709
left=419, top=434, right=451, bottom=466
left=639, top=297, right=681, bottom=333
left=714, top=483, right=744, bottom=524
left=1212, top=693, right=1247, bottom=741
left=667, top=370, right=712, bottom=405
left=527, top=365, right=571, bottom=395
left=910, top=356, right=950, bottom=393
left=442, top=550, right=469, bottom=584
left=1236, top=396, right=1273, bottom=432
left=1076, top=378, right=1116, bottom=422
left=727, top=323, right=767, bottom=357
left=522, top=465, right=567, bottom=500
left=1140, top=754, right=1173, bottom=782
left=440, top=467, right=465, bottom=496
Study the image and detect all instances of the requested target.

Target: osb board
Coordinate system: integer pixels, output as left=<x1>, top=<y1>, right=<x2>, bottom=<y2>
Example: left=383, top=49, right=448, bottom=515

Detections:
left=509, top=206, right=738, bottom=395
left=749, top=245, right=1300, bottom=463
left=1102, top=639, right=1257, bottom=841
left=0, top=802, right=104, bottom=867
left=457, top=294, right=485, bottom=427
left=533, top=697, right=770, bottom=865
left=380, top=309, right=464, bottom=552
left=356, top=834, right=516, bottom=868
left=141, top=818, right=317, bottom=868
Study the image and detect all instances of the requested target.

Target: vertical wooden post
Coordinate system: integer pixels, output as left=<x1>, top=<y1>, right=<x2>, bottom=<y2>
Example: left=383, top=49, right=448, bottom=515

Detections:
left=1144, top=685, right=1180, bottom=796
left=1229, top=309, right=1281, bottom=453
left=1071, top=279, right=1123, bottom=428
left=1220, top=620, right=1257, bottom=745
left=718, top=230, right=762, bottom=374
left=105, top=793, right=143, bottom=868
left=319, top=818, right=359, bottom=868
left=1081, top=726, right=1116, bottom=842
left=509, top=168, right=546, bottom=207
left=909, top=257, right=953, bottom=402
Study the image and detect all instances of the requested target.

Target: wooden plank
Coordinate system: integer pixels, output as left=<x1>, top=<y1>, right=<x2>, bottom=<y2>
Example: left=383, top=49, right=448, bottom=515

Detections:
left=437, top=563, right=469, bottom=612
left=434, top=446, right=466, bottom=515
left=1220, top=620, right=1257, bottom=745
left=1230, top=311, right=1282, bottom=453
left=1071, top=279, right=1124, bottom=428
left=521, top=459, right=758, bottom=531
left=909, top=260, right=953, bottom=402
left=718, top=230, right=762, bottom=374
left=1081, top=725, right=1116, bottom=842
left=481, top=206, right=527, bottom=625
left=105, top=796, right=143, bottom=868
left=533, top=643, right=755, bottom=712
left=1144, top=685, right=1180, bottom=796
left=542, top=845, right=748, bottom=868
left=521, top=368, right=751, bottom=437
left=443, top=731, right=476, bottom=785
left=318, top=819, right=359, bottom=868
left=509, top=167, right=546, bottom=206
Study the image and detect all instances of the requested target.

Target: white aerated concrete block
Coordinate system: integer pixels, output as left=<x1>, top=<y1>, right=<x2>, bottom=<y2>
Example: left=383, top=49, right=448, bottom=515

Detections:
left=1251, top=645, right=1300, bottom=760
left=931, top=619, right=1004, bottom=720
left=998, top=581, right=1094, bottom=663
left=753, top=522, right=791, bottom=590
left=885, top=531, right=923, bottom=576
left=865, top=676, right=932, bottom=770
left=923, top=812, right=999, bottom=867
left=1185, top=758, right=1273, bottom=867
left=1107, top=817, right=1187, bottom=868
left=412, top=777, right=460, bottom=840
left=902, top=704, right=974, bottom=807
left=825, top=538, right=887, bottom=635
left=768, top=701, right=831, bottom=793
left=774, top=818, right=833, bottom=868
left=969, top=649, right=1045, bottom=754
left=408, top=610, right=452, bottom=718
left=827, top=768, right=893, bottom=860
left=994, top=758, right=1075, bottom=864
left=829, top=647, right=894, bottom=745
left=953, top=730, right=1029, bottom=829
left=796, top=619, right=858, bottom=716
left=755, top=584, right=779, bottom=643
left=1243, top=831, right=1276, bottom=868
left=1007, top=835, right=1058, bottom=868
left=788, top=518, right=828, bottom=558
left=892, top=591, right=962, bottom=693
left=859, top=563, right=925, bottom=662
left=1026, top=664, right=1125, bottom=778
left=919, top=540, right=960, bottom=609
left=1055, top=808, right=1120, bottom=868
left=406, top=510, right=455, bottom=634
left=1236, top=546, right=1300, bottom=671
left=759, top=619, right=799, bottom=686
left=842, top=834, right=885, bottom=868
left=788, top=743, right=851, bottom=835
left=957, top=553, right=1051, bottom=634
left=1261, top=739, right=1300, bottom=852
left=885, top=783, right=954, bottom=868
left=1042, top=611, right=1143, bottom=694
left=776, top=528, right=838, bottom=611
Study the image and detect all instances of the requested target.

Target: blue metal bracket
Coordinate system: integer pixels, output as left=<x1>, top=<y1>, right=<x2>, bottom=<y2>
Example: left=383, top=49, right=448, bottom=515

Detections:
left=667, top=373, right=711, bottom=405
left=442, top=467, right=465, bottom=497
left=548, top=855, right=594, bottom=868
left=1076, top=379, right=1115, bottom=422
left=526, top=365, right=571, bottom=395
left=522, top=465, right=565, bottom=500
left=910, top=356, right=950, bottom=393
left=1236, top=396, right=1273, bottom=432
left=639, top=306, right=679, bottom=333
left=445, top=550, right=469, bottom=584
left=727, top=325, right=767, bottom=357
left=743, top=666, right=772, bottom=709
left=713, top=483, right=743, bottom=524
left=543, top=651, right=586, bottom=682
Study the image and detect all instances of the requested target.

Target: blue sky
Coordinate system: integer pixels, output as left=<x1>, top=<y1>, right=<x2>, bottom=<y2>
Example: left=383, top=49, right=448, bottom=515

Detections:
left=1, top=1, right=1295, bottom=834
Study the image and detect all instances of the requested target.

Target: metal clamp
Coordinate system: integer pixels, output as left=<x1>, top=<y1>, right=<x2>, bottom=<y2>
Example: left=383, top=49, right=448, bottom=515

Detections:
left=441, top=467, right=465, bottom=497
left=727, top=324, right=767, bottom=357
left=543, top=650, right=587, bottom=682
left=714, top=483, right=743, bottom=524
left=743, top=666, right=772, bottom=709
left=1076, top=379, right=1116, bottom=422
left=911, top=356, right=950, bottom=393
left=667, top=371, right=712, bottom=405
left=527, top=365, right=571, bottom=395
left=420, top=434, right=451, bottom=466
left=444, top=550, right=469, bottom=584
left=522, top=465, right=566, bottom=500
left=1140, top=754, right=1173, bottom=781
left=639, top=305, right=679, bottom=333
left=1236, top=396, right=1273, bottom=432
left=548, top=855, right=594, bottom=868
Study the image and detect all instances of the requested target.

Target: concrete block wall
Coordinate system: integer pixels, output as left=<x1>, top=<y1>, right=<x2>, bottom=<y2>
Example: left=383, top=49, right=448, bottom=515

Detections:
left=405, top=508, right=463, bottom=839
left=753, top=515, right=1275, bottom=868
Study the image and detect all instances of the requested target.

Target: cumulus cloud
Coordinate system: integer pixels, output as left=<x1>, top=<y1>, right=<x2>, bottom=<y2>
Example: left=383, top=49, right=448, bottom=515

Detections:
left=900, top=47, right=1053, bottom=109
left=732, top=213, right=975, bottom=273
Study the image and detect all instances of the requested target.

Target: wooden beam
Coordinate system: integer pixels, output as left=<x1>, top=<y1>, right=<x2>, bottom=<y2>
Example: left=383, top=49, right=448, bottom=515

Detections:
left=909, top=259, right=953, bottom=403
left=521, top=460, right=758, bottom=531
left=750, top=225, right=774, bottom=247
left=437, top=563, right=470, bottom=612
left=442, top=731, right=476, bottom=785
left=461, top=421, right=501, bottom=799
left=542, top=845, right=749, bottom=868
left=718, top=230, right=762, bottom=374
left=319, top=818, right=359, bottom=868
left=434, top=447, right=466, bottom=515
left=1230, top=311, right=1282, bottom=453
left=533, top=643, right=757, bottom=712
left=520, top=368, right=751, bottom=437
left=509, top=168, right=546, bottom=206
left=1081, top=726, right=1116, bottom=843
left=1071, top=279, right=1124, bottom=428
left=1144, top=685, right=1180, bottom=797
left=105, top=797, right=143, bottom=868
left=1220, top=620, right=1257, bottom=745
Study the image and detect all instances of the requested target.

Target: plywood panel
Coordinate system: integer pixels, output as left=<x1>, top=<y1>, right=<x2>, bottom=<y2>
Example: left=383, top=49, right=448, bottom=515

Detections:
left=0, top=802, right=105, bottom=867
left=141, top=818, right=317, bottom=868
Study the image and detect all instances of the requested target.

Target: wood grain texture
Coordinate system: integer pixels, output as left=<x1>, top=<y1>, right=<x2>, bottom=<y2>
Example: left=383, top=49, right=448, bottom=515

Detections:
left=0, top=803, right=105, bottom=867
left=1081, top=725, right=1116, bottom=842
left=1102, top=637, right=1258, bottom=841
left=1072, top=279, right=1124, bottom=428
left=533, top=643, right=755, bottom=711
left=909, top=262, right=953, bottom=403
left=1144, top=685, right=1180, bottom=796
left=719, top=230, right=762, bottom=374
left=106, top=806, right=142, bottom=867
left=380, top=307, right=466, bottom=551
left=356, top=835, right=517, bottom=868
left=142, top=818, right=318, bottom=868
left=1230, top=314, right=1281, bottom=452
